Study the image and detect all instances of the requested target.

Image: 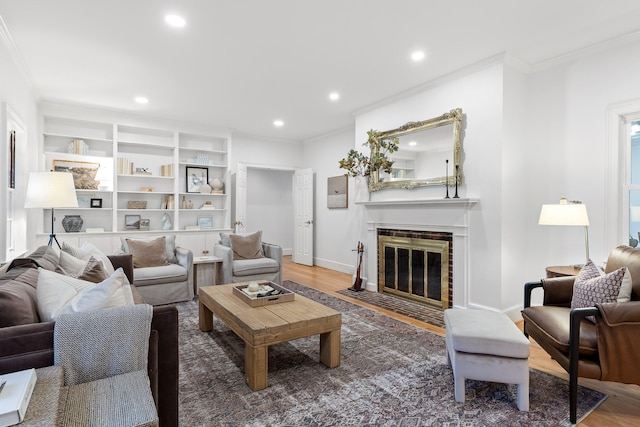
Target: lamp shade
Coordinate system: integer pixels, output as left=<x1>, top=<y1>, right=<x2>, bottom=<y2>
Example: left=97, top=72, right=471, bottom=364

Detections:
left=538, top=201, right=589, bottom=226
left=24, top=172, right=79, bottom=208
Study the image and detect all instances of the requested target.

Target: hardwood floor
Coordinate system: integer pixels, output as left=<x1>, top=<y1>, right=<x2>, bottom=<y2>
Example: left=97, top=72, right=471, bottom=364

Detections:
left=282, top=256, right=640, bottom=426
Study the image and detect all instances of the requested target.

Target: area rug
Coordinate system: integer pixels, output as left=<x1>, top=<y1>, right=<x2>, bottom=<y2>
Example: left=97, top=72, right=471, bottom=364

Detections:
left=177, top=280, right=606, bottom=426
left=337, top=287, right=445, bottom=328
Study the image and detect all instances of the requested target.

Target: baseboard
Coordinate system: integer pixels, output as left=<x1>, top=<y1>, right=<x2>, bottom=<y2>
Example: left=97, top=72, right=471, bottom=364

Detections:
left=282, top=248, right=292, bottom=256
left=313, top=257, right=353, bottom=274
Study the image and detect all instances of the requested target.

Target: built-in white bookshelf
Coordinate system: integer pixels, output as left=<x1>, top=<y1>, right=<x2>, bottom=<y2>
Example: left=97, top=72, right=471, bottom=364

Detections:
left=40, top=114, right=232, bottom=240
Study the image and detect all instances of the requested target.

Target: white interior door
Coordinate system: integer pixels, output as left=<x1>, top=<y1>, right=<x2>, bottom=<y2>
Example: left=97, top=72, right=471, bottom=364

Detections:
left=234, top=162, right=247, bottom=233
left=293, top=168, right=314, bottom=266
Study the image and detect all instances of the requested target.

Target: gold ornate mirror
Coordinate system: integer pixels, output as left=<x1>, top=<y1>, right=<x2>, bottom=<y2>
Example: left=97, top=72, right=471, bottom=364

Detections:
left=369, top=108, right=463, bottom=192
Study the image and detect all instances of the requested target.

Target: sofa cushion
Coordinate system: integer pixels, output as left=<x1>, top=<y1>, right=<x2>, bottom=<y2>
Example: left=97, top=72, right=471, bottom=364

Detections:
left=232, top=257, right=279, bottom=277
left=36, top=268, right=133, bottom=322
left=125, top=237, right=170, bottom=268
left=121, top=235, right=178, bottom=265
left=0, top=267, right=40, bottom=327
left=61, top=242, right=115, bottom=276
left=229, top=231, right=264, bottom=260
left=57, top=252, right=109, bottom=283
left=572, top=260, right=629, bottom=321
left=132, top=264, right=188, bottom=287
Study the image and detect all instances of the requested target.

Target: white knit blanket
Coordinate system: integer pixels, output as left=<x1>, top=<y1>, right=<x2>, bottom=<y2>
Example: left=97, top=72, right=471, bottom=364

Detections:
left=54, top=304, right=153, bottom=386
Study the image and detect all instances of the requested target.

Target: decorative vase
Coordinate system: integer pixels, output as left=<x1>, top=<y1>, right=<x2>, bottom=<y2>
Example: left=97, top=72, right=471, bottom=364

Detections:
left=199, top=183, right=212, bottom=194
left=209, top=178, right=223, bottom=191
left=354, top=177, right=370, bottom=203
left=62, top=215, right=83, bottom=232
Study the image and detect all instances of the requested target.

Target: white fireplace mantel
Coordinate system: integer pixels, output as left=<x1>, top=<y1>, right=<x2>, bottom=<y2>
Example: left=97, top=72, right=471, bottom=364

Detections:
left=361, top=197, right=478, bottom=309
left=358, top=198, right=478, bottom=209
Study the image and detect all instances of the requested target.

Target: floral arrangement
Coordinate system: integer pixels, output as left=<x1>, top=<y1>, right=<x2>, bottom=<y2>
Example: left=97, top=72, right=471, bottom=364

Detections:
left=338, top=129, right=399, bottom=177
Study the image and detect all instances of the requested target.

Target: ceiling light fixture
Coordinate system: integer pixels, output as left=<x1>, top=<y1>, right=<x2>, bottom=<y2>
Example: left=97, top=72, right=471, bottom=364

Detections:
left=273, top=120, right=284, bottom=127
left=165, top=14, right=186, bottom=27
left=408, top=141, right=417, bottom=146
left=329, top=92, right=340, bottom=101
left=411, top=50, right=425, bottom=62
left=135, top=96, right=149, bottom=104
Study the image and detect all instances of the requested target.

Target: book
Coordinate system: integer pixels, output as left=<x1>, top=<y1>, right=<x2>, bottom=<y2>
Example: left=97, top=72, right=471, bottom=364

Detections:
left=0, top=368, right=37, bottom=427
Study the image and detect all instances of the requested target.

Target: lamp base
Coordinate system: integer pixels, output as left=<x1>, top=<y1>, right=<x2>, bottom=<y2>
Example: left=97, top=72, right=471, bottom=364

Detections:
left=48, top=233, right=61, bottom=249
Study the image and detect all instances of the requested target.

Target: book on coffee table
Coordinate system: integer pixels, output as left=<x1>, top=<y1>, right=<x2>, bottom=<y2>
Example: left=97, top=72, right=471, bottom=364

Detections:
left=0, top=368, right=37, bottom=427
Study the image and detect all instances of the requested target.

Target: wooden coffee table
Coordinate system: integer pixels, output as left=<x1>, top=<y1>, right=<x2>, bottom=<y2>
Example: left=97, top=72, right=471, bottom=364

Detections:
left=198, top=283, right=342, bottom=391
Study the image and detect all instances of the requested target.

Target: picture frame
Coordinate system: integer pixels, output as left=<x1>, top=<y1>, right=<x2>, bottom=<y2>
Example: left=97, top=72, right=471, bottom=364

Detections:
left=77, top=195, right=91, bottom=208
left=197, top=216, right=214, bottom=229
left=125, top=214, right=141, bottom=230
left=327, top=175, right=348, bottom=209
left=52, top=159, right=100, bottom=190
left=186, top=166, right=208, bottom=193
left=140, top=218, right=150, bottom=231
left=90, top=198, right=102, bottom=208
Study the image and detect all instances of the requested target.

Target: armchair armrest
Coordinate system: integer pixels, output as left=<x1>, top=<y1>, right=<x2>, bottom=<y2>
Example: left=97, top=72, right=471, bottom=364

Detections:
left=594, top=301, right=640, bottom=384
left=213, top=244, right=233, bottom=284
left=262, top=242, right=282, bottom=264
left=175, top=247, right=194, bottom=300
left=524, top=281, right=543, bottom=309
left=108, top=254, right=134, bottom=283
left=541, top=276, right=576, bottom=307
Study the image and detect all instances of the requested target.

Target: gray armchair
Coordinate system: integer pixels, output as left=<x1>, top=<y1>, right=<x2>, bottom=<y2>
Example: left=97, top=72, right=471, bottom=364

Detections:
left=213, top=232, right=282, bottom=285
left=120, top=236, right=194, bottom=305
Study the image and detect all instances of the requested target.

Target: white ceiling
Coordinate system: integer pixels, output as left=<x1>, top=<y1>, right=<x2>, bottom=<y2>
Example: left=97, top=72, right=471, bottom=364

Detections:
left=2, top=0, right=640, bottom=141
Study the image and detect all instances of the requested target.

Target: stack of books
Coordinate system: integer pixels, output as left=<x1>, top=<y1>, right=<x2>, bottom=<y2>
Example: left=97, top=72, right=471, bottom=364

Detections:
left=161, top=195, right=175, bottom=209
left=67, top=139, right=88, bottom=155
left=160, top=164, right=173, bottom=177
left=117, top=157, right=134, bottom=175
left=0, top=368, right=37, bottom=427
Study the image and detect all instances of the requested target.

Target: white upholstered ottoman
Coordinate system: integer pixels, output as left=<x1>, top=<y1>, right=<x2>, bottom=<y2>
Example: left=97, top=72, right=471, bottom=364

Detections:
left=444, top=308, right=531, bottom=411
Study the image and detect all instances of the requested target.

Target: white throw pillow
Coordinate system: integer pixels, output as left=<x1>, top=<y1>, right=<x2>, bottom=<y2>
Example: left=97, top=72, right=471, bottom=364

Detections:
left=57, top=250, right=89, bottom=276
left=61, top=241, right=115, bottom=276
left=36, top=267, right=133, bottom=321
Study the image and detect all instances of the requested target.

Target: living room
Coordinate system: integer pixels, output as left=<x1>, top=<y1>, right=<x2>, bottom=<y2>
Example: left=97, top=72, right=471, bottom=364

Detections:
left=2, top=1, right=640, bottom=425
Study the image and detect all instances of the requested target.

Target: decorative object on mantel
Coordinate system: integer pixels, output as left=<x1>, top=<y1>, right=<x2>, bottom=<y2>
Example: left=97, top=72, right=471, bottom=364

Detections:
left=444, top=159, right=450, bottom=199
left=453, top=165, right=460, bottom=199
left=62, top=215, right=83, bottom=232
left=349, top=241, right=365, bottom=292
left=338, top=129, right=399, bottom=192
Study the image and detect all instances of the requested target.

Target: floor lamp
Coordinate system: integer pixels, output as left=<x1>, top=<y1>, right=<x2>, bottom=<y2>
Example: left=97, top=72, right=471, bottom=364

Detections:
left=24, top=171, right=78, bottom=249
left=539, top=196, right=590, bottom=265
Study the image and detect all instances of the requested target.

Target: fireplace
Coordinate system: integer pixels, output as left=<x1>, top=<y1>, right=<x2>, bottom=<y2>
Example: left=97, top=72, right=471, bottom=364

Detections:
left=377, top=229, right=453, bottom=311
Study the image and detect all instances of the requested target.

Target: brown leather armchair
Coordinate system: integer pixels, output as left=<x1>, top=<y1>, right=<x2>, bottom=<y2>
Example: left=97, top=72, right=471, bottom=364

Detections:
left=522, top=245, right=640, bottom=424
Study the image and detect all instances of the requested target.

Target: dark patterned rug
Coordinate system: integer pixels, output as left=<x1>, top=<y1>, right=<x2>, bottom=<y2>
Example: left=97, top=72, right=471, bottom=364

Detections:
left=337, top=287, right=445, bottom=328
left=177, top=280, right=606, bottom=426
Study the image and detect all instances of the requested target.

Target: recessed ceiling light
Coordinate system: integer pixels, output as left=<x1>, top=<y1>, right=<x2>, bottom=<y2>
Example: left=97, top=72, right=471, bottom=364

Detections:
left=408, top=141, right=417, bottom=146
left=329, top=92, right=340, bottom=101
left=135, top=96, right=149, bottom=104
left=165, top=14, right=186, bottom=27
left=411, top=51, right=425, bottom=62
left=273, top=120, right=284, bottom=127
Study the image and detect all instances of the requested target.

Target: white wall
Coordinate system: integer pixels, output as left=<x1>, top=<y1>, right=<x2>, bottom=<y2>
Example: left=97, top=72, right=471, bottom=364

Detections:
left=0, top=35, right=38, bottom=260
left=303, top=128, right=358, bottom=273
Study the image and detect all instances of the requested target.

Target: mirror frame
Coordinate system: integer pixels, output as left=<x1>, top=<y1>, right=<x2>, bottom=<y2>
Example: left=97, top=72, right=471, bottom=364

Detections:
left=369, top=108, right=463, bottom=192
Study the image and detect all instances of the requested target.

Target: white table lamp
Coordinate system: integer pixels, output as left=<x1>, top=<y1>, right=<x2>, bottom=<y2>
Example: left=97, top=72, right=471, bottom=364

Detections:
left=25, top=171, right=79, bottom=248
left=539, top=196, right=590, bottom=264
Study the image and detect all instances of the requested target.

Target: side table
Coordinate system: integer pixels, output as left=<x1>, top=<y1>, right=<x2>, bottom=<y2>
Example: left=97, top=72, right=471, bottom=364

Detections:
left=193, top=256, right=222, bottom=295
left=545, top=265, right=582, bottom=278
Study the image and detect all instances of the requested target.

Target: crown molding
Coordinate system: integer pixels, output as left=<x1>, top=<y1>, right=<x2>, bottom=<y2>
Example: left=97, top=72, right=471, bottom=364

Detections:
left=0, top=14, right=35, bottom=91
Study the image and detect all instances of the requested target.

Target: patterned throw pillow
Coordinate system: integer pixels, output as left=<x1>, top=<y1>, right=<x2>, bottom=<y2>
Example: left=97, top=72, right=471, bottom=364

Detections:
left=571, top=259, right=628, bottom=322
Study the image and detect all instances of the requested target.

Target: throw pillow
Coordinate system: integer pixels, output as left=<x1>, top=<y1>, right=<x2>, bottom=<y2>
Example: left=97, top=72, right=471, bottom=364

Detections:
left=61, top=241, right=115, bottom=276
left=36, top=267, right=133, bottom=321
left=0, top=267, right=40, bottom=327
left=126, top=237, right=170, bottom=268
left=571, top=259, right=628, bottom=322
left=77, top=257, right=110, bottom=283
left=120, top=235, right=177, bottom=264
left=229, top=231, right=264, bottom=260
